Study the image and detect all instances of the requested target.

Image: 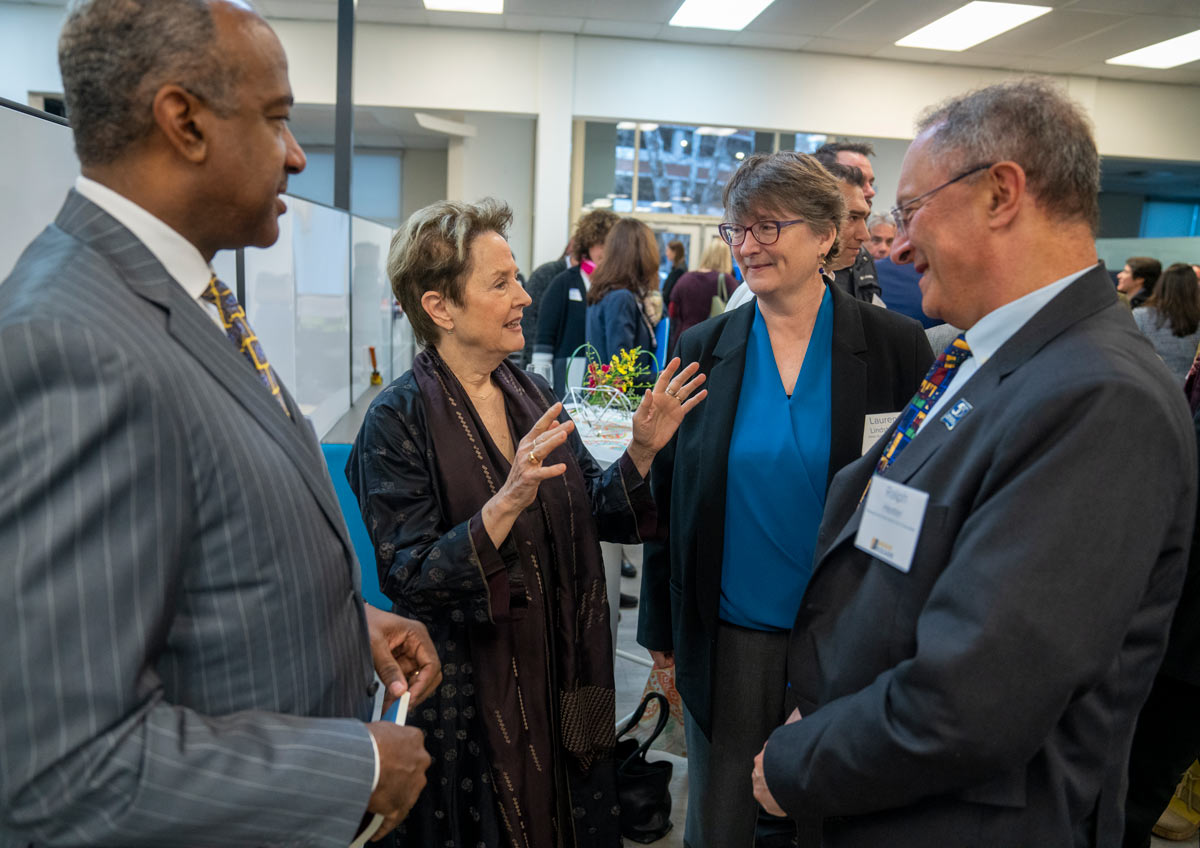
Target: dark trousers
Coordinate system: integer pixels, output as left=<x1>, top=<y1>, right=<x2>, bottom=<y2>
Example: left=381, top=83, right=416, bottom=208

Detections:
left=1123, top=673, right=1200, bottom=848
left=682, top=623, right=819, bottom=848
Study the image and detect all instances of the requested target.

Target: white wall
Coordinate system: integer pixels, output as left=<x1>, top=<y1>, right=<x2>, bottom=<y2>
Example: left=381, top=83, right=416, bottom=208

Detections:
left=446, top=112, right=535, bottom=275
left=401, top=149, right=448, bottom=220
left=0, top=5, right=64, bottom=105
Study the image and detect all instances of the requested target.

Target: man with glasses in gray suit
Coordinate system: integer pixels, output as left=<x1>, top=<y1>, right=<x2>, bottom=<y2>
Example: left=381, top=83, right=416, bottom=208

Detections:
left=751, top=79, right=1196, bottom=847
left=0, top=1, right=439, bottom=844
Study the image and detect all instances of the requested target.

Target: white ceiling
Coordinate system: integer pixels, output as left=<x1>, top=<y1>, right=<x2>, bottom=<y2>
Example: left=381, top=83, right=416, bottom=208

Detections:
left=9, top=0, right=1199, bottom=84
left=242, top=0, right=1200, bottom=85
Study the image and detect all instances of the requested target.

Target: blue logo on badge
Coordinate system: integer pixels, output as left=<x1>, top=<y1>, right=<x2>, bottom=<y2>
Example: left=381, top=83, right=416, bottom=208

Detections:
left=941, top=399, right=974, bottom=431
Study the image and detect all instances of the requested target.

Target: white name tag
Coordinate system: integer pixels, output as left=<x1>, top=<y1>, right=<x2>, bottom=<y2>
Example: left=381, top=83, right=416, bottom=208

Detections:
left=862, top=411, right=901, bottom=455
left=568, top=288, right=584, bottom=302
left=854, top=476, right=929, bottom=573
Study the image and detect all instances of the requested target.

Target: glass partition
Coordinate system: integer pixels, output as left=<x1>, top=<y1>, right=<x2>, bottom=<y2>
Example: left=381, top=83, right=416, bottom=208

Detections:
left=351, top=217, right=395, bottom=398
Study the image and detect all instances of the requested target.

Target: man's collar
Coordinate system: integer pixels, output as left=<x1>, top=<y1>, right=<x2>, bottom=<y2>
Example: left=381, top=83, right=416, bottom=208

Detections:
left=74, top=175, right=213, bottom=300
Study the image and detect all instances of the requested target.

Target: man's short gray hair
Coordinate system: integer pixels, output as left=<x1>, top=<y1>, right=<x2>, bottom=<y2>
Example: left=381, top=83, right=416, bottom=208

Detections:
left=916, top=78, right=1100, bottom=234
left=868, top=213, right=895, bottom=230
left=59, top=0, right=240, bottom=166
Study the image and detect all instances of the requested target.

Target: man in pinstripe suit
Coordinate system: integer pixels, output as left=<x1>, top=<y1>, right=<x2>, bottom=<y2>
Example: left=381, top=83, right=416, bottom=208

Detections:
left=0, top=1, right=440, bottom=845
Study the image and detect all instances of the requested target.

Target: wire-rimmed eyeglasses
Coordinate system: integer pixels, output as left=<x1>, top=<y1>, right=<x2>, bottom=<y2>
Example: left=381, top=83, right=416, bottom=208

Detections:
left=717, top=219, right=805, bottom=247
left=890, top=163, right=995, bottom=235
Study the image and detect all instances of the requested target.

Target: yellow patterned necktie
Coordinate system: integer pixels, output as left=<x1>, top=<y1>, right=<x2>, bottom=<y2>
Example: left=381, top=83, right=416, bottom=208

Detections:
left=201, top=275, right=291, bottom=417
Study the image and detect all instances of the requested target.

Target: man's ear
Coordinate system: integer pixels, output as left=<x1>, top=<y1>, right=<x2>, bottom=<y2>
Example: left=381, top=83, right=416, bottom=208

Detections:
left=421, top=290, right=455, bottom=334
left=986, top=161, right=1025, bottom=229
left=151, top=85, right=208, bottom=164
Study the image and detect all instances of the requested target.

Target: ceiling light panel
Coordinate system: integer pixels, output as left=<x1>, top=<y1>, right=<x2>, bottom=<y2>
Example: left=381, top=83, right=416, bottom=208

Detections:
left=423, top=0, right=502, bottom=13
left=669, top=0, right=778, bottom=32
left=895, top=2, right=1052, bottom=52
left=1107, top=29, right=1200, bottom=69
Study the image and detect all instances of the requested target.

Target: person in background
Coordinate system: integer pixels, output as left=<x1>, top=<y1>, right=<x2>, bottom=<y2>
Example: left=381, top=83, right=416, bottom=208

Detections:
left=1133, top=263, right=1200, bottom=382
left=533, top=209, right=619, bottom=395
left=823, top=161, right=879, bottom=304
left=519, top=239, right=574, bottom=366
left=661, top=238, right=688, bottom=303
left=639, top=151, right=932, bottom=848
left=347, top=198, right=707, bottom=848
left=0, top=1, right=439, bottom=844
left=1118, top=256, right=1162, bottom=309
left=815, top=139, right=877, bottom=203
left=586, top=217, right=662, bottom=381
left=667, top=237, right=737, bottom=355
left=814, top=150, right=880, bottom=304
left=754, top=78, right=1194, bottom=848
left=866, top=212, right=897, bottom=260
left=877, top=255, right=941, bottom=328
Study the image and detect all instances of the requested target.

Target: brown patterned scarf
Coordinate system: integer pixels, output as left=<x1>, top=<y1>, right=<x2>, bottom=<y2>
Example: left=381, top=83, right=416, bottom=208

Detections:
left=413, top=347, right=616, bottom=767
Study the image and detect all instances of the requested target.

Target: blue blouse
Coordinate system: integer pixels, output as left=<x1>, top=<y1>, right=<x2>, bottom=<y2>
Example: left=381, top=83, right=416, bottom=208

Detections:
left=720, top=288, right=833, bottom=631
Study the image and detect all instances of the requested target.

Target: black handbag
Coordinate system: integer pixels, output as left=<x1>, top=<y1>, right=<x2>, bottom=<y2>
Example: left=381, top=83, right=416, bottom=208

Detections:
left=615, top=691, right=674, bottom=843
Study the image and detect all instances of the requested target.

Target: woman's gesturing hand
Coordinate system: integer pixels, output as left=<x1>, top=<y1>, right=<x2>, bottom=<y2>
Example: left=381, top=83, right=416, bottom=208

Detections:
left=501, top=402, right=574, bottom=511
left=627, top=357, right=708, bottom=476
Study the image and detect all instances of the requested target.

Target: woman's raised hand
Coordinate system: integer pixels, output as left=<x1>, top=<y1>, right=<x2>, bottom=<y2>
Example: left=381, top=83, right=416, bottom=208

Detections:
left=627, top=357, right=707, bottom=476
left=499, top=402, right=574, bottom=513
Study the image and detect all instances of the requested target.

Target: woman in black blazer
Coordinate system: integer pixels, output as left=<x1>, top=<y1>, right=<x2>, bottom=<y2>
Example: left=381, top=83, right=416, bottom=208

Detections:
left=637, top=152, right=933, bottom=848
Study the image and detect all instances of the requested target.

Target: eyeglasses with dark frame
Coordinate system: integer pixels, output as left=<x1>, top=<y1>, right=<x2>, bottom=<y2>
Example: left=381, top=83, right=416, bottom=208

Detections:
left=890, top=163, right=995, bottom=235
left=717, top=219, right=806, bottom=247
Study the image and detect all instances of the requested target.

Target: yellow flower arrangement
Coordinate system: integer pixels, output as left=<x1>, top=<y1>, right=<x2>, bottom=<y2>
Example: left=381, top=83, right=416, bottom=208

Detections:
left=581, top=346, right=651, bottom=406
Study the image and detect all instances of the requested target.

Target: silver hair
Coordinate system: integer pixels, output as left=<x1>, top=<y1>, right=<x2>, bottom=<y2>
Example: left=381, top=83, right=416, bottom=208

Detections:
left=59, top=0, right=242, bottom=166
left=867, top=212, right=896, bottom=230
left=915, top=78, right=1100, bottom=234
left=388, top=198, right=514, bottom=348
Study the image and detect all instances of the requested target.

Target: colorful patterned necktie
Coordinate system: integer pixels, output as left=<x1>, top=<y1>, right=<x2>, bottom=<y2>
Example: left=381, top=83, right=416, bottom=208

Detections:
left=201, top=275, right=290, bottom=417
left=875, top=333, right=972, bottom=475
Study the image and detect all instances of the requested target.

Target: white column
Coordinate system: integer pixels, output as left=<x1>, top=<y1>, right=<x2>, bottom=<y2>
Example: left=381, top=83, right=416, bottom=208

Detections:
left=532, top=33, right=576, bottom=269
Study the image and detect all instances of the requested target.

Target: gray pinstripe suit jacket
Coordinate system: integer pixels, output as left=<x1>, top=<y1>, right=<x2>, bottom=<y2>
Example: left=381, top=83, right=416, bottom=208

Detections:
left=0, top=191, right=379, bottom=847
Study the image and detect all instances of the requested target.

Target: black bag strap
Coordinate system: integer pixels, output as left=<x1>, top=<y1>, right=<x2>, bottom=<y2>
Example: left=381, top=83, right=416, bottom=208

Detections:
left=616, top=691, right=671, bottom=770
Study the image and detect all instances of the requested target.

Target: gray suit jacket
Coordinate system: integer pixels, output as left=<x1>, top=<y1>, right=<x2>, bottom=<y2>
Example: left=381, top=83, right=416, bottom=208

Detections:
left=765, top=266, right=1197, bottom=847
left=0, top=192, right=378, bottom=847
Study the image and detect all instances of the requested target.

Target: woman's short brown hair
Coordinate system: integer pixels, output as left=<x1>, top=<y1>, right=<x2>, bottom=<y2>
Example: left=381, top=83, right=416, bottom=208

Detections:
left=587, top=218, right=660, bottom=306
left=572, top=209, right=620, bottom=262
left=388, top=198, right=513, bottom=347
left=722, top=152, right=845, bottom=268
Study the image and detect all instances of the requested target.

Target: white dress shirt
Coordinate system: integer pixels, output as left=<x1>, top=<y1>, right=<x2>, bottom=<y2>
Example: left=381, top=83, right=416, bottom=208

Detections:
left=921, top=265, right=1095, bottom=425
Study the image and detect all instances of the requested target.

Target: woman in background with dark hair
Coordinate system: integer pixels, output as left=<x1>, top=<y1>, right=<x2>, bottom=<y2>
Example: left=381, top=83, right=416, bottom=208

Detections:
left=1133, top=262, right=1200, bottom=382
left=586, top=218, right=661, bottom=380
left=661, top=239, right=688, bottom=303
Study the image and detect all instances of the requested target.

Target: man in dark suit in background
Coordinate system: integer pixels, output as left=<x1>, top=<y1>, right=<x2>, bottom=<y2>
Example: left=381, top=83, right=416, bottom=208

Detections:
left=753, top=79, right=1196, bottom=847
left=0, top=1, right=439, bottom=844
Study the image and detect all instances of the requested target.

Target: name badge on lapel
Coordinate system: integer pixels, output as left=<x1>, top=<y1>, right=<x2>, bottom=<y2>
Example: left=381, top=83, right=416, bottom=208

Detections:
left=940, top=398, right=973, bottom=431
left=568, top=288, right=584, bottom=302
left=854, top=476, right=929, bottom=573
left=862, top=411, right=901, bottom=455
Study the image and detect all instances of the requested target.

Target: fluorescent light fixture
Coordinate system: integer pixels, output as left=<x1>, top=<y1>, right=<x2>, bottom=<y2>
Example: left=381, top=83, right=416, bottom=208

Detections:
left=1107, top=29, right=1200, bottom=69
left=423, top=0, right=502, bottom=13
left=414, top=112, right=477, bottom=137
left=669, top=0, right=778, bottom=31
left=895, top=2, right=1051, bottom=52
left=695, top=126, right=738, bottom=136
left=650, top=201, right=674, bottom=208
